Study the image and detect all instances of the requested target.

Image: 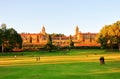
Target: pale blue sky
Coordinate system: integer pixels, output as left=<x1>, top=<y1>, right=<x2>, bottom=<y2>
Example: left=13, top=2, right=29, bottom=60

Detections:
left=0, top=0, right=120, bottom=35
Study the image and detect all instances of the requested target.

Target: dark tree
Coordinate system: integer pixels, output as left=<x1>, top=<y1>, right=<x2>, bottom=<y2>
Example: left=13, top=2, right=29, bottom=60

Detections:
left=0, top=24, right=23, bottom=52
left=44, top=34, right=53, bottom=52
left=69, top=35, right=74, bottom=48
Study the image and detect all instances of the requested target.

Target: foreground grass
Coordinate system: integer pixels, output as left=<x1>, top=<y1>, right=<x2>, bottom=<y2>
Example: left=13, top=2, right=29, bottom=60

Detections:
left=0, top=49, right=119, bottom=57
left=0, top=61, right=120, bottom=79
left=0, top=49, right=120, bottom=66
left=0, top=49, right=120, bottom=79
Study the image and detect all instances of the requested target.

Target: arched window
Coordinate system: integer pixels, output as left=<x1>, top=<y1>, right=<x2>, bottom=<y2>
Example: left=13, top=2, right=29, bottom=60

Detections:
left=29, top=36, right=32, bottom=43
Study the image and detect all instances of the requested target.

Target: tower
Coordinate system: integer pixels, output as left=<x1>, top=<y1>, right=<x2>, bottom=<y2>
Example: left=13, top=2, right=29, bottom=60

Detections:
left=41, top=25, right=46, bottom=35
left=75, top=25, right=82, bottom=41
left=75, top=25, right=79, bottom=35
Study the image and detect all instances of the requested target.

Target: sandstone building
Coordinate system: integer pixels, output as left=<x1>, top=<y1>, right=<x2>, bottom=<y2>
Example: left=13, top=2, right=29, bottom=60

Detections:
left=20, top=26, right=100, bottom=49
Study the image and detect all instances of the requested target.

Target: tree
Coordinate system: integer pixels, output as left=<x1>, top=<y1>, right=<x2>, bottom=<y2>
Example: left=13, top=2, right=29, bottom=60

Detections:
left=109, top=21, right=120, bottom=50
left=97, top=34, right=108, bottom=49
left=9, top=28, right=22, bottom=49
left=0, top=24, right=23, bottom=52
left=0, top=29, right=4, bottom=52
left=69, top=35, right=74, bottom=48
left=47, top=34, right=52, bottom=45
left=97, top=25, right=110, bottom=49
left=97, top=21, right=120, bottom=51
left=44, top=34, right=54, bottom=52
left=51, top=33, right=65, bottom=37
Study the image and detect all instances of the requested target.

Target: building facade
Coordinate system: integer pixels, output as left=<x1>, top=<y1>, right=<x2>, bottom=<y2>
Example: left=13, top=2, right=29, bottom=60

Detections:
left=20, top=26, right=100, bottom=49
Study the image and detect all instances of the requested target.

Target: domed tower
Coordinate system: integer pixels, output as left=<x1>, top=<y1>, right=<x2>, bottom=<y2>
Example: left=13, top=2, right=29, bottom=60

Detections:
left=75, top=25, right=79, bottom=35
left=41, top=25, right=46, bottom=35
left=75, top=25, right=82, bottom=41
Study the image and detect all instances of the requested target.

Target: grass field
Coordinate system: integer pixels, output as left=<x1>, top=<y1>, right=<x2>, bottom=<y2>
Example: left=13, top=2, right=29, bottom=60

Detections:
left=0, top=49, right=120, bottom=79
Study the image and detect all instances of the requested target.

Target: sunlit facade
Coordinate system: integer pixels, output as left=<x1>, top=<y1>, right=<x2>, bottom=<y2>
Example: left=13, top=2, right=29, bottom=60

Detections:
left=20, top=26, right=100, bottom=49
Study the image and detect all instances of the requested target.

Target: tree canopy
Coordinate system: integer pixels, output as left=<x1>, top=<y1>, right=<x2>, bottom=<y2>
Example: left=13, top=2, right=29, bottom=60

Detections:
left=44, top=34, right=54, bottom=52
left=97, top=21, right=120, bottom=50
left=0, top=24, right=23, bottom=52
left=69, top=35, right=74, bottom=48
left=51, top=33, right=65, bottom=37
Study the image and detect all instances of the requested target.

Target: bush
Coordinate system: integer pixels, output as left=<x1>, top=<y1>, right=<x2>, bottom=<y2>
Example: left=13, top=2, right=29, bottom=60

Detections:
left=58, top=46, right=100, bottom=50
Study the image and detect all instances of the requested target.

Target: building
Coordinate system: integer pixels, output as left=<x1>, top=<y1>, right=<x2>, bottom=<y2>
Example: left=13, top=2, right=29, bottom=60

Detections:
left=20, top=25, right=100, bottom=49
left=74, top=26, right=100, bottom=46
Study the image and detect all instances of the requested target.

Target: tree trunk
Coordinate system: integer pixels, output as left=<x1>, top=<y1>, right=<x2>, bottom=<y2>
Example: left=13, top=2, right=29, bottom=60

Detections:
left=2, top=43, right=4, bottom=53
left=119, top=43, right=120, bottom=51
left=110, top=41, right=113, bottom=51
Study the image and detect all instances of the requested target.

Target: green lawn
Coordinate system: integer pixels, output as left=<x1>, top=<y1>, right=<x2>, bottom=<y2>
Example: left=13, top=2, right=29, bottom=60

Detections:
left=0, top=49, right=120, bottom=79
left=0, top=61, right=120, bottom=79
left=0, top=49, right=119, bottom=57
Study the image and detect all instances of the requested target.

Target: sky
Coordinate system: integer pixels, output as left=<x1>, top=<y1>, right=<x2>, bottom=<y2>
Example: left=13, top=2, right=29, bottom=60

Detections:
left=0, top=0, right=120, bottom=35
